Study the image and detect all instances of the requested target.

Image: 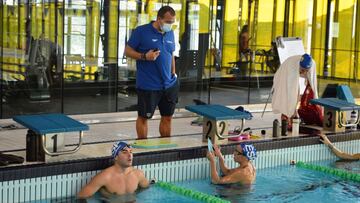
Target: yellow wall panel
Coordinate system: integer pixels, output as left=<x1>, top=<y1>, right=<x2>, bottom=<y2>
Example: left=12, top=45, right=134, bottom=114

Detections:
left=108, top=0, right=119, bottom=62
left=222, top=45, right=238, bottom=73
left=198, top=0, right=210, bottom=33
left=222, top=0, right=239, bottom=67
left=8, top=6, right=19, bottom=49
left=256, top=0, right=274, bottom=47
left=3, top=6, right=9, bottom=47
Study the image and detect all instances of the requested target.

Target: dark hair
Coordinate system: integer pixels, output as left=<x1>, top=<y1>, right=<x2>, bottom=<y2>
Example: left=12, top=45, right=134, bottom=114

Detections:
left=240, top=25, right=249, bottom=34
left=157, top=6, right=176, bottom=18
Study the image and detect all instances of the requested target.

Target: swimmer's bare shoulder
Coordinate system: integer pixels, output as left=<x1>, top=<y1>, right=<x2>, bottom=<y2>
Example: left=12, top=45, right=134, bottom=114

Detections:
left=78, top=166, right=114, bottom=198
left=232, top=165, right=256, bottom=184
left=242, top=164, right=256, bottom=176
left=133, top=168, right=150, bottom=188
left=133, top=168, right=144, bottom=175
left=98, top=165, right=116, bottom=180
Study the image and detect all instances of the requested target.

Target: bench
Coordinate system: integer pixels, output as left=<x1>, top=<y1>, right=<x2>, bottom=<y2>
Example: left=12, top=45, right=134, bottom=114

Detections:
left=185, top=104, right=251, bottom=144
left=13, top=114, right=89, bottom=162
left=310, top=98, right=360, bottom=132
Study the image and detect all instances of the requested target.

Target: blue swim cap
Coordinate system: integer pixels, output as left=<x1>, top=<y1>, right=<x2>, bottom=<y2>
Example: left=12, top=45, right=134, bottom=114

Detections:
left=240, top=143, right=257, bottom=160
left=299, top=54, right=312, bottom=69
left=111, top=141, right=130, bottom=159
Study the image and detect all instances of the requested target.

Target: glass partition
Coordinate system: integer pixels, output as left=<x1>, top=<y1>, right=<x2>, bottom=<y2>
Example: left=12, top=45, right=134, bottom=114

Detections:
left=314, top=0, right=359, bottom=97
left=1, top=1, right=62, bottom=118
left=329, top=0, right=356, bottom=79
left=1, top=0, right=360, bottom=118
left=63, top=0, right=116, bottom=114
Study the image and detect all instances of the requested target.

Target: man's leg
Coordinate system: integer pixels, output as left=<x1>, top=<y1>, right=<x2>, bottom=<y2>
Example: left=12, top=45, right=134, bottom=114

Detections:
left=136, top=89, right=158, bottom=139
left=158, top=81, right=179, bottom=138
left=159, top=116, right=172, bottom=137
left=136, top=116, right=148, bottom=139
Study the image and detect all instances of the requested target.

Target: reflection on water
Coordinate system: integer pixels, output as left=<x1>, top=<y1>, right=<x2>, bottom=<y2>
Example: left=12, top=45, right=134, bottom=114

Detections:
left=213, top=183, right=253, bottom=202
left=78, top=186, right=199, bottom=203
left=85, top=191, right=136, bottom=203
left=332, top=160, right=360, bottom=174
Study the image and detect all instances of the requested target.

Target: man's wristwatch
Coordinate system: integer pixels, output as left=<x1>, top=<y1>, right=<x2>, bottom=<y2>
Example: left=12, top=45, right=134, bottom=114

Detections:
left=141, top=53, right=146, bottom=60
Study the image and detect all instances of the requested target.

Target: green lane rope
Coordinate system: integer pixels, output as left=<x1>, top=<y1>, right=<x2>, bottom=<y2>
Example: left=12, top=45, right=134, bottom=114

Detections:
left=296, top=161, right=360, bottom=183
left=155, top=181, right=230, bottom=203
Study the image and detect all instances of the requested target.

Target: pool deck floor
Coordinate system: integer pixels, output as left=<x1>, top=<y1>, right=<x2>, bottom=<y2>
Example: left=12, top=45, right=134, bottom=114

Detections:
left=0, top=104, right=337, bottom=165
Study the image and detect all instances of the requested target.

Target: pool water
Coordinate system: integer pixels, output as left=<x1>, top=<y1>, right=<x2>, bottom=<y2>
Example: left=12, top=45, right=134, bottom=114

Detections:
left=33, top=187, right=201, bottom=203
left=88, top=187, right=202, bottom=203
left=327, top=160, right=360, bottom=174
left=32, top=161, right=360, bottom=203
left=177, top=162, right=360, bottom=203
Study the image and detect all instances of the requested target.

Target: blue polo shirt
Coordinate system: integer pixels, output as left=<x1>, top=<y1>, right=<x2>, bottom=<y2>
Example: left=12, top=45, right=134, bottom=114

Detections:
left=127, top=22, right=176, bottom=90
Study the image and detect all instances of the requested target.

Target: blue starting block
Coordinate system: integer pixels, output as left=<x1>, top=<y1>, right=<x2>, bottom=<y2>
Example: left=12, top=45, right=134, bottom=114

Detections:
left=310, top=98, right=360, bottom=132
left=185, top=104, right=251, bottom=144
left=13, top=114, right=89, bottom=162
left=337, top=85, right=355, bottom=103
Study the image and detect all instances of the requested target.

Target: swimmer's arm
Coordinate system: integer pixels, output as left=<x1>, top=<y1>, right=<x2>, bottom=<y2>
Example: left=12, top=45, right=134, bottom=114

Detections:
left=210, top=167, right=244, bottom=185
left=319, top=134, right=358, bottom=160
left=329, top=144, right=360, bottom=160
left=209, top=158, right=221, bottom=184
left=78, top=172, right=107, bottom=198
left=218, top=155, right=233, bottom=175
left=214, top=144, right=232, bottom=175
left=137, top=170, right=150, bottom=188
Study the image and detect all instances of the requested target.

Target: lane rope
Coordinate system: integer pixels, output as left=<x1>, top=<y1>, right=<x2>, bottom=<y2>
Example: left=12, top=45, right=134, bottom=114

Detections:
left=296, top=161, right=360, bottom=183
left=155, top=181, right=230, bottom=203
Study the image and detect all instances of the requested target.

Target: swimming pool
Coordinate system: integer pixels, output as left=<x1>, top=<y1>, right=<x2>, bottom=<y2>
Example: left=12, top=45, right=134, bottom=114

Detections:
left=1, top=135, right=360, bottom=202
left=30, top=160, right=360, bottom=202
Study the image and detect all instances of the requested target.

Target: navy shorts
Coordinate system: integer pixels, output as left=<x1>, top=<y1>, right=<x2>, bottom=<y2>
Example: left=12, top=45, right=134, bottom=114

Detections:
left=137, top=81, right=179, bottom=119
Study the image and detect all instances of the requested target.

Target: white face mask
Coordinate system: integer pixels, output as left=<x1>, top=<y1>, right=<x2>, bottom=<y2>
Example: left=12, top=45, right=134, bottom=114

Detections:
left=161, top=23, right=172, bottom=32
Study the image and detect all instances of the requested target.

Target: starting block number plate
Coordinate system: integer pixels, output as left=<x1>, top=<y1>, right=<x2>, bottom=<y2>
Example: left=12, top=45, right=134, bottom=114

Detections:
left=44, top=133, right=65, bottom=153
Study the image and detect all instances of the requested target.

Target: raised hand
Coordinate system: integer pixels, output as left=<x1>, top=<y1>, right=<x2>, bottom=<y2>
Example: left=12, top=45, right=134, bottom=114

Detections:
left=213, top=144, right=222, bottom=157
left=206, top=150, right=215, bottom=161
left=319, top=134, right=331, bottom=146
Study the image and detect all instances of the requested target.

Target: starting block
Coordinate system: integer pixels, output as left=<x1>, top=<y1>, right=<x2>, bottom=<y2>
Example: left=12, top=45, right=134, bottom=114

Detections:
left=310, top=98, right=360, bottom=132
left=336, top=85, right=355, bottom=103
left=13, top=114, right=89, bottom=162
left=185, top=105, right=251, bottom=145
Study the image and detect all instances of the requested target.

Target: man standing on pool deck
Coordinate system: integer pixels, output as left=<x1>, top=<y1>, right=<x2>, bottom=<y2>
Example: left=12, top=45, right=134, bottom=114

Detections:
left=207, top=143, right=257, bottom=185
left=78, top=141, right=149, bottom=198
left=125, top=6, right=178, bottom=139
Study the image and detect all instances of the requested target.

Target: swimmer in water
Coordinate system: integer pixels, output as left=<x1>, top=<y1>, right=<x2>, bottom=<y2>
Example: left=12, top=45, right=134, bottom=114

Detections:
left=207, top=143, right=257, bottom=185
left=78, top=141, right=150, bottom=199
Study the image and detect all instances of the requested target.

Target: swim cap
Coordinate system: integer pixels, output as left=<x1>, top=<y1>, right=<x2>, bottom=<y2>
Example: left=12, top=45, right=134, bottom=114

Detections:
left=111, top=141, right=130, bottom=159
left=240, top=143, right=257, bottom=160
left=299, top=53, right=312, bottom=69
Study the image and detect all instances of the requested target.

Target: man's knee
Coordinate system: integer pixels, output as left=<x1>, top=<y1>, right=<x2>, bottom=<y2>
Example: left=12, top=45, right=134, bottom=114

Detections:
left=137, top=116, right=148, bottom=124
left=161, top=116, right=172, bottom=123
